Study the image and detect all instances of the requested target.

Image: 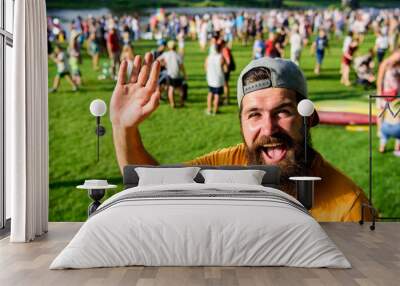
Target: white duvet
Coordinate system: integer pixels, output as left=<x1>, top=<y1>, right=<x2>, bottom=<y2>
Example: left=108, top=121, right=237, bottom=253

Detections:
left=50, top=183, right=351, bottom=269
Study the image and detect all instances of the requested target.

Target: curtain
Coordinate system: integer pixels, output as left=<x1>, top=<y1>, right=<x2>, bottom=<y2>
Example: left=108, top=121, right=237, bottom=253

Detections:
left=8, top=0, right=48, bottom=242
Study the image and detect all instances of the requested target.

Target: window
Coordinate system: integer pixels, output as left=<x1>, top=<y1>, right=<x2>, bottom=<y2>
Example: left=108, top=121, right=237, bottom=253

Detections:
left=0, top=0, right=14, bottom=231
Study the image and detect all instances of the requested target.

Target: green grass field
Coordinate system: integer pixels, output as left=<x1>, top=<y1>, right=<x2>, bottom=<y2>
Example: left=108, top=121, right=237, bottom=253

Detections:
left=49, top=32, right=400, bottom=221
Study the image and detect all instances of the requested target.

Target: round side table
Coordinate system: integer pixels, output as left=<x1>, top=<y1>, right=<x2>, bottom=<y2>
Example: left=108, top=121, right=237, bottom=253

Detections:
left=289, top=176, right=321, bottom=210
left=77, top=180, right=117, bottom=217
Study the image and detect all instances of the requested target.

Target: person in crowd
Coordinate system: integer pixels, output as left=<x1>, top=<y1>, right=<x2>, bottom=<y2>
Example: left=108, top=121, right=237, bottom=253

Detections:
left=107, top=26, right=121, bottom=80
left=158, top=40, right=187, bottom=108
left=342, top=31, right=353, bottom=56
left=177, top=29, right=185, bottom=57
left=189, top=17, right=197, bottom=40
left=109, top=54, right=372, bottom=222
left=389, top=17, right=399, bottom=52
left=69, top=48, right=82, bottom=87
left=87, top=32, right=100, bottom=71
left=121, top=24, right=132, bottom=47
left=223, top=14, right=235, bottom=48
left=205, top=43, right=227, bottom=115
left=49, top=45, right=78, bottom=93
left=378, top=94, right=400, bottom=156
left=340, top=37, right=359, bottom=86
left=120, top=45, right=135, bottom=80
left=253, top=32, right=265, bottom=60
left=131, top=16, right=140, bottom=41
left=199, top=17, right=208, bottom=51
left=151, top=39, right=168, bottom=97
left=275, top=27, right=288, bottom=58
left=290, top=25, right=302, bottom=65
left=68, top=23, right=82, bottom=64
left=354, top=49, right=375, bottom=89
left=220, top=39, right=234, bottom=105
left=376, top=49, right=400, bottom=155
left=265, top=32, right=282, bottom=58
left=311, top=29, right=329, bottom=75
left=375, top=30, right=389, bottom=65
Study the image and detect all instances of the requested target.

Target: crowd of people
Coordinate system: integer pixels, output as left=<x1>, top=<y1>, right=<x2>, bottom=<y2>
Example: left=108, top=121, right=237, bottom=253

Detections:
left=47, top=7, right=400, bottom=155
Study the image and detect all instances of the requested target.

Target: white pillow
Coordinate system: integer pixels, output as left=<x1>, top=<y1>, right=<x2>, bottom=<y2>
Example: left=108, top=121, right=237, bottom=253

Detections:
left=136, top=167, right=201, bottom=186
left=200, top=169, right=266, bottom=185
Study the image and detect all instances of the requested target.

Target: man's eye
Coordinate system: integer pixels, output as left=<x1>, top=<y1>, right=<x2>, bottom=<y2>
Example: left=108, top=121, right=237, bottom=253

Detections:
left=248, top=112, right=260, bottom=119
left=277, top=109, right=293, bottom=117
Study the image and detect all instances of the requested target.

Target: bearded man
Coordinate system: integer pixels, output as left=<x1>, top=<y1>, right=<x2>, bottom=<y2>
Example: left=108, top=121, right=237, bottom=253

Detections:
left=110, top=53, right=371, bottom=222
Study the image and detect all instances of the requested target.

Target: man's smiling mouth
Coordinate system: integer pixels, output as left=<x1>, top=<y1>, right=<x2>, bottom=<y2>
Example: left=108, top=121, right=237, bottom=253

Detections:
left=260, top=143, right=287, bottom=163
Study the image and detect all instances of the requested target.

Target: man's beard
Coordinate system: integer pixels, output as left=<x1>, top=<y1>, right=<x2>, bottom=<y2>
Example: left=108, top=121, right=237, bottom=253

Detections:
left=243, top=130, right=313, bottom=197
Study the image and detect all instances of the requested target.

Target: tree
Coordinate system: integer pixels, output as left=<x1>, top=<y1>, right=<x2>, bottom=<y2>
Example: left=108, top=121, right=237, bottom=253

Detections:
left=342, top=0, right=360, bottom=10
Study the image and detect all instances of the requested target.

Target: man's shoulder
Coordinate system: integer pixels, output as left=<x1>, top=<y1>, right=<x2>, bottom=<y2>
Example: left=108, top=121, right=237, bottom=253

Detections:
left=312, top=151, right=369, bottom=221
left=210, top=143, right=246, bottom=156
left=185, top=143, right=247, bottom=166
left=312, top=151, right=362, bottom=197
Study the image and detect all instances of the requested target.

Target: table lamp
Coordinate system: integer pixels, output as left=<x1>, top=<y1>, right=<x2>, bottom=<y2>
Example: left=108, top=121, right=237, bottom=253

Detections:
left=289, top=99, right=321, bottom=210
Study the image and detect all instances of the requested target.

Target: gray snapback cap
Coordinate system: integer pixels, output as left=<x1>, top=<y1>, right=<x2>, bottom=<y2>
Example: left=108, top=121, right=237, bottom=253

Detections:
left=237, top=57, right=308, bottom=106
left=237, top=57, right=319, bottom=126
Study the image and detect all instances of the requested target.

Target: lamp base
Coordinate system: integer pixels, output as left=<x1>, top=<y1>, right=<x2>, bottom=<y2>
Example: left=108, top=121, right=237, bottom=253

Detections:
left=87, top=189, right=105, bottom=216
left=289, top=177, right=321, bottom=210
left=359, top=202, right=378, bottom=231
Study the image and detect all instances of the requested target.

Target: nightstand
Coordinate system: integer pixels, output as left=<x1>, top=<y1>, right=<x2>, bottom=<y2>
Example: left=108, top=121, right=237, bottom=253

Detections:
left=77, top=180, right=117, bottom=216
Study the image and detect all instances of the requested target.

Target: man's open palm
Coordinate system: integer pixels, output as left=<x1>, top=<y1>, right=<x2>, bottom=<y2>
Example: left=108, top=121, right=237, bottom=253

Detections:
left=110, top=52, right=161, bottom=129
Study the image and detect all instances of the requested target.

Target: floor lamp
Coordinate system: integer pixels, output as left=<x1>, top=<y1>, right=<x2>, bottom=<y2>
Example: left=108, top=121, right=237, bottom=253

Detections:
left=359, top=94, right=400, bottom=230
left=89, top=99, right=107, bottom=162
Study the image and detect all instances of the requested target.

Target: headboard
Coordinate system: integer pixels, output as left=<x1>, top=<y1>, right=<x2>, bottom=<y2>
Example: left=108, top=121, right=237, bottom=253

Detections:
left=123, top=164, right=281, bottom=189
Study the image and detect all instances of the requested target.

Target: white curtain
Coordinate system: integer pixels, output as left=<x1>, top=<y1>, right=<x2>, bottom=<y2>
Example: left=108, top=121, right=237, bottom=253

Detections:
left=8, top=0, right=48, bottom=242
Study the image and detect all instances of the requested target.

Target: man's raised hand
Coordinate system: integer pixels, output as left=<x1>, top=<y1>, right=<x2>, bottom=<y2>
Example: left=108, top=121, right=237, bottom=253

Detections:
left=110, top=52, right=161, bottom=129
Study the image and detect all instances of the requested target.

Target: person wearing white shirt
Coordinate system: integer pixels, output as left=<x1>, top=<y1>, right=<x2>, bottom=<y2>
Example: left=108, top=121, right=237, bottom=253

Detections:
left=375, top=30, right=389, bottom=64
left=158, top=40, right=187, bottom=108
left=342, top=31, right=353, bottom=54
left=290, top=25, right=302, bottom=65
left=205, top=43, right=226, bottom=115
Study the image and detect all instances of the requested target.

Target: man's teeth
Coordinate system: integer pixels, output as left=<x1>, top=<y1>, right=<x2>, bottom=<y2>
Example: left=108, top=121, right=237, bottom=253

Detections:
left=262, top=143, right=283, bottom=148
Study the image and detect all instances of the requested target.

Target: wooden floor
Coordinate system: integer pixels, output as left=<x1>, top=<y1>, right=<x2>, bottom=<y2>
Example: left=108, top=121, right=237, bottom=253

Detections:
left=0, top=222, right=399, bottom=286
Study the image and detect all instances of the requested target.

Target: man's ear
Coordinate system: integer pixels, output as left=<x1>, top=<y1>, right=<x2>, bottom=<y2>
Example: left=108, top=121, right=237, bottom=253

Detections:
left=308, top=112, right=317, bottom=127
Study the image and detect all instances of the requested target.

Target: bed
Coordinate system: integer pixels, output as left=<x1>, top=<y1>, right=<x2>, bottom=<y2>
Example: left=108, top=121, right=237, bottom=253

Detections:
left=50, top=165, right=350, bottom=269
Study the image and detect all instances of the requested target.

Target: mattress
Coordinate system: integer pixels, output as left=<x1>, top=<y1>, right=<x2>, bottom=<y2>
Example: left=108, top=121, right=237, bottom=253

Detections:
left=50, top=183, right=351, bottom=269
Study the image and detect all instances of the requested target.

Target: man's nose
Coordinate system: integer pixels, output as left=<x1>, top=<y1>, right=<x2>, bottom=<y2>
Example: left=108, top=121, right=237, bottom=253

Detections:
left=258, top=114, right=279, bottom=137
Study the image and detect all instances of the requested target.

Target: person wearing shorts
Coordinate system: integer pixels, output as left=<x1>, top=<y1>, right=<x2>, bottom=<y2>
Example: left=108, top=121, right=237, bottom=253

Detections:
left=205, top=43, right=226, bottom=115
left=49, top=45, right=77, bottom=93
left=158, top=40, right=187, bottom=108
left=340, top=37, right=359, bottom=86
left=312, top=29, right=329, bottom=75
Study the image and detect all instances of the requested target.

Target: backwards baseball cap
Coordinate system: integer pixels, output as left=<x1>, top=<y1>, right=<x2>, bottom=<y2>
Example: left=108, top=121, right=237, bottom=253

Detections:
left=237, top=57, right=319, bottom=126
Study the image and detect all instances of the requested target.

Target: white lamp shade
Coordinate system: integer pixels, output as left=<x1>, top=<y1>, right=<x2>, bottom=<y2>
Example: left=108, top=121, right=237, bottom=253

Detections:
left=297, top=99, right=315, bottom=117
left=90, top=99, right=107, bottom=117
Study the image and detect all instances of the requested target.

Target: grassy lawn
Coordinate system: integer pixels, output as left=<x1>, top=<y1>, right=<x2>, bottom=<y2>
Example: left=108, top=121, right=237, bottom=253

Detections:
left=49, top=32, right=400, bottom=221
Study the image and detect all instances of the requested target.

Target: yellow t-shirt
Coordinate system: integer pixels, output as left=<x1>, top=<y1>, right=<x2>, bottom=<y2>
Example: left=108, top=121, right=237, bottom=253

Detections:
left=185, top=143, right=371, bottom=222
